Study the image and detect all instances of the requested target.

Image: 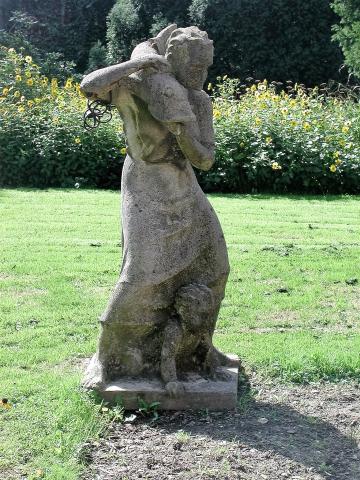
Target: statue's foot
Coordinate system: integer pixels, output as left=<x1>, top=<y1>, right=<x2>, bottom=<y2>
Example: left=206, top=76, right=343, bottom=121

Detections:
left=82, top=354, right=107, bottom=390
left=165, top=381, right=185, bottom=398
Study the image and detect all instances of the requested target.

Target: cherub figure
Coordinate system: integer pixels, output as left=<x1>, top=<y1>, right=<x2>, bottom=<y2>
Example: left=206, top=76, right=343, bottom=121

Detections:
left=161, top=284, right=231, bottom=397
left=80, top=25, right=230, bottom=391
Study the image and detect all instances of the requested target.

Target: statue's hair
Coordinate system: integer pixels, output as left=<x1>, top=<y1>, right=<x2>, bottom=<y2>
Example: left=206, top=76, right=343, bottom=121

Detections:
left=165, top=26, right=213, bottom=61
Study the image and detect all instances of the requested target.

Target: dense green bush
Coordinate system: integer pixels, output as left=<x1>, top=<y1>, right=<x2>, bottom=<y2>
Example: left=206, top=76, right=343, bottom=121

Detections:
left=0, top=46, right=125, bottom=188
left=197, top=78, right=360, bottom=193
left=1, top=46, right=359, bottom=193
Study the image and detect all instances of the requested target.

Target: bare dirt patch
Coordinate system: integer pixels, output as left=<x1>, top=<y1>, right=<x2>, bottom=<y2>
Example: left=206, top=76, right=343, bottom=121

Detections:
left=81, top=375, right=360, bottom=480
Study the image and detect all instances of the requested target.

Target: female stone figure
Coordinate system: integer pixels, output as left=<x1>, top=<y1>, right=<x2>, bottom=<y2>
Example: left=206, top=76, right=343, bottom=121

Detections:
left=81, top=25, right=230, bottom=395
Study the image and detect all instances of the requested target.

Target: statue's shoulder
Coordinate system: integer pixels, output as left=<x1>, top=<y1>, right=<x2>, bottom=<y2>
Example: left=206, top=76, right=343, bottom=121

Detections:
left=140, top=73, right=196, bottom=123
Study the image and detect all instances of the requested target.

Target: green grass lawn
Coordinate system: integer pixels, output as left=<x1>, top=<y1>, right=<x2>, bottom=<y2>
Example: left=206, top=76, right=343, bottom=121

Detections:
left=1, top=189, right=359, bottom=479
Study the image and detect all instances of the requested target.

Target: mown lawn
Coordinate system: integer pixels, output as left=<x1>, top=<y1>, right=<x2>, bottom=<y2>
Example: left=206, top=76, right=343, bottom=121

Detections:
left=1, top=189, right=359, bottom=479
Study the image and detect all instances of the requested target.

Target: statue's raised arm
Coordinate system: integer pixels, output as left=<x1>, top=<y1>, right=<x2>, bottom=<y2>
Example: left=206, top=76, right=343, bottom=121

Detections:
left=80, top=24, right=176, bottom=100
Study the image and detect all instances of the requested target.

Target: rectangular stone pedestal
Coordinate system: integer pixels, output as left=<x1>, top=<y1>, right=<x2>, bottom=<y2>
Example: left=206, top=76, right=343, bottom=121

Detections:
left=100, top=354, right=239, bottom=410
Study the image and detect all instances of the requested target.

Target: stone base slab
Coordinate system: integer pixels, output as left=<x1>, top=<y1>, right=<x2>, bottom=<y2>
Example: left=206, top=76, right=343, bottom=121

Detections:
left=99, top=354, right=239, bottom=410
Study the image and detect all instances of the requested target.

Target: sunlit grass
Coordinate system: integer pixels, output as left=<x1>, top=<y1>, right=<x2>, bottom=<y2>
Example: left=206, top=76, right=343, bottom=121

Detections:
left=0, top=189, right=359, bottom=478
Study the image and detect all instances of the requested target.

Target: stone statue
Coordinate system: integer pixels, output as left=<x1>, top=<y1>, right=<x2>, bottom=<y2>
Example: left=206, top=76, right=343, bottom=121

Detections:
left=80, top=25, right=238, bottom=409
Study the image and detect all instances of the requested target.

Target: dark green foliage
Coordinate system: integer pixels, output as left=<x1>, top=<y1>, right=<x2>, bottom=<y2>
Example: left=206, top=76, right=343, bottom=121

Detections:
left=332, top=0, right=360, bottom=78
left=87, top=40, right=108, bottom=73
left=0, top=0, right=116, bottom=71
left=106, top=0, right=143, bottom=63
left=106, top=0, right=192, bottom=63
left=189, top=0, right=345, bottom=86
left=0, top=14, right=77, bottom=82
left=0, top=0, right=348, bottom=87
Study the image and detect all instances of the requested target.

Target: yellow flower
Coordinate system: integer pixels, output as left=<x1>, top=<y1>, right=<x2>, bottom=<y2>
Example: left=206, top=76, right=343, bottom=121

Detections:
left=265, top=136, right=272, bottom=145
left=290, top=100, right=297, bottom=107
left=303, top=122, right=311, bottom=130
left=52, top=117, right=59, bottom=124
left=27, top=100, right=34, bottom=107
left=335, top=159, right=342, bottom=166
left=255, top=117, right=261, bottom=126
left=281, top=108, right=288, bottom=115
left=213, top=109, right=221, bottom=119
left=42, top=77, right=49, bottom=85
left=65, top=78, right=73, bottom=89
left=120, top=147, right=127, bottom=155
left=207, top=82, right=212, bottom=91
left=25, top=55, right=32, bottom=63
left=2, top=87, right=9, bottom=96
left=0, top=398, right=11, bottom=409
left=271, top=162, right=282, bottom=170
left=290, top=120, right=297, bottom=127
left=333, top=151, right=340, bottom=158
left=51, top=79, right=58, bottom=97
left=74, top=137, right=81, bottom=144
left=15, top=75, right=22, bottom=82
left=342, top=125, right=350, bottom=134
left=329, top=164, right=337, bottom=173
left=250, top=84, right=257, bottom=92
left=25, top=70, right=32, bottom=78
left=14, top=90, right=21, bottom=98
left=27, top=78, right=34, bottom=86
left=18, top=106, right=25, bottom=113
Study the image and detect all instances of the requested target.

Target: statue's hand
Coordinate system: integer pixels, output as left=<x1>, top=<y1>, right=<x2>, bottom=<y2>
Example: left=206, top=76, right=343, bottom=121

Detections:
left=151, top=24, right=177, bottom=55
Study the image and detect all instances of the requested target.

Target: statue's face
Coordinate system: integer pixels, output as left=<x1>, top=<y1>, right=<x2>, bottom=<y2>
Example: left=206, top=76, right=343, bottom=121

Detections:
left=169, top=41, right=213, bottom=90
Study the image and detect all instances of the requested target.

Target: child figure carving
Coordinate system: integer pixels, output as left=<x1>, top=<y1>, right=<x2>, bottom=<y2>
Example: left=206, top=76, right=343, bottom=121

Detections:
left=81, top=25, right=232, bottom=396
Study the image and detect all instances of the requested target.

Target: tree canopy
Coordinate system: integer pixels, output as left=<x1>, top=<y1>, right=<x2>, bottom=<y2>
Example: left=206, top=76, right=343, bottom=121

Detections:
left=0, top=0, right=348, bottom=85
left=332, top=0, right=360, bottom=78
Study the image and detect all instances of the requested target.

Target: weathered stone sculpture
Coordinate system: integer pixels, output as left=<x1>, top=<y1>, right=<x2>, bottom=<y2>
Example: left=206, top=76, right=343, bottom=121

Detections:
left=80, top=25, right=239, bottom=409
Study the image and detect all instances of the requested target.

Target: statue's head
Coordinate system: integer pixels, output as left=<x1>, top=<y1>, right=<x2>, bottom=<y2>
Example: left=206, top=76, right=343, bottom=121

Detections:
left=175, top=283, right=214, bottom=333
left=165, top=27, right=213, bottom=90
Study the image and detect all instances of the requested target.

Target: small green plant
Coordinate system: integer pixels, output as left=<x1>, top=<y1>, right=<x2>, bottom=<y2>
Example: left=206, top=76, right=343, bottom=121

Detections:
left=175, top=429, right=191, bottom=445
left=99, top=401, right=125, bottom=423
left=137, top=398, right=161, bottom=422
